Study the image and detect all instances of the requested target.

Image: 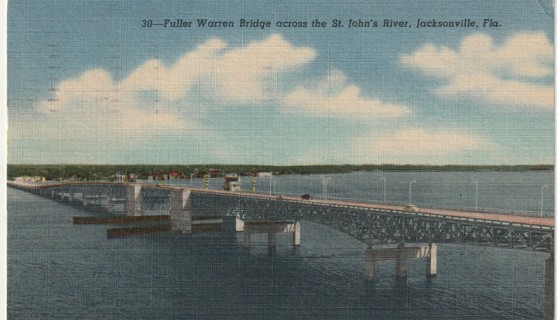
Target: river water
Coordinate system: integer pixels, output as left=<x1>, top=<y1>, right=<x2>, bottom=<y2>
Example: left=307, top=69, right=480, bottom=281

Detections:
left=7, top=171, right=554, bottom=319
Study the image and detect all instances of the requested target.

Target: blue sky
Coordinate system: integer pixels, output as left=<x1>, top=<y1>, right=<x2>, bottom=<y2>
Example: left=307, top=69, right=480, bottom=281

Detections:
left=6, top=0, right=555, bottom=165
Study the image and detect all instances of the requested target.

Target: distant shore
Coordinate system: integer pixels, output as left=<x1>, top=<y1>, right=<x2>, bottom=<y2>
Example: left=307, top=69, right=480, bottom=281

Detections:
left=7, top=164, right=553, bottom=181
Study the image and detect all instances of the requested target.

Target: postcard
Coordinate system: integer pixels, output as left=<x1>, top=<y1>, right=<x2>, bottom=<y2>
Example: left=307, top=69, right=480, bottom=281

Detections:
left=5, top=0, right=555, bottom=319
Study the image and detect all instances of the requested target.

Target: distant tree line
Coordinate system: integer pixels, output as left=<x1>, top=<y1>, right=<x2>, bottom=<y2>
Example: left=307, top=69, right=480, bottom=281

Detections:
left=7, top=164, right=554, bottom=181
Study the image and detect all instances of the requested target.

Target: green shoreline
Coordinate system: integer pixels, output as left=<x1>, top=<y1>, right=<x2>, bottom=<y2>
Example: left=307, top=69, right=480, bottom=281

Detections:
left=7, top=164, right=554, bottom=181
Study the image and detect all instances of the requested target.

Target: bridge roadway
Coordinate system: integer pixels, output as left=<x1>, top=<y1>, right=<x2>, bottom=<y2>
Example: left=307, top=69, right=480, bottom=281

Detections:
left=191, top=188, right=554, bottom=227
left=8, top=181, right=553, bottom=251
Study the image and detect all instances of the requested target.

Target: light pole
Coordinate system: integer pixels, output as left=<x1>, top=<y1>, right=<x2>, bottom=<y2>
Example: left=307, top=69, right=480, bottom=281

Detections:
left=322, top=176, right=331, bottom=198
left=380, top=177, right=386, bottom=203
left=409, top=180, right=416, bottom=204
left=541, top=185, right=550, bottom=218
left=269, top=174, right=273, bottom=195
left=474, top=180, right=479, bottom=210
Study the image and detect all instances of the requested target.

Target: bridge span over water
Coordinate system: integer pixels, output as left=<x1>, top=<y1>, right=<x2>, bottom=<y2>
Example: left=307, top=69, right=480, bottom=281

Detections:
left=8, top=181, right=553, bottom=252
left=8, top=180, right=555, bottom=319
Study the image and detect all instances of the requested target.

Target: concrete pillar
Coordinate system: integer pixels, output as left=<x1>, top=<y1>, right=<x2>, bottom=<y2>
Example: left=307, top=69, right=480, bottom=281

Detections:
left=243, top=230, right=251, bottom=249
left=68, top=191, right=74, bottom=202
left=169, top=189, right=191, bottom=233
left=365, top=249, right=374, bottom=280
left=427, top=244, right=437, bottom=277
left=222, top=216, right=243, bottom=234
left=235, top=217, right=244, bottom=232
left=125, top=184, right=142, bottom=216
left=51, top=190, right=55, bottom=198
left=82, top=193, right=88, bottom=206
left=544, top=254, right=554, bottom=320
left=293, top=222, right=301, bottom=246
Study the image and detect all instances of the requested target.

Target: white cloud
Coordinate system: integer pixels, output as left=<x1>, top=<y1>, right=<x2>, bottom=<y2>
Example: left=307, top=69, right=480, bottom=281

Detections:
left=288, top=128, right=496, bottom=165
left=400, top=32, right=554, bottom=109
left=358, top=128, right=496, bottom=164
left=37, top=34, right=316, bottom=113
left=33, top=35, right=317, bottom=136
left=121, top=38, right=227, bottom=101
left=282, top=70, right=410, bottom=118
left=208, top=34, right=316, bottom=103
left=35, top=68, right=189, bottom=136
left=120, top=35, right=315, bottom=104
left=371, top=128, right=492, bottom=154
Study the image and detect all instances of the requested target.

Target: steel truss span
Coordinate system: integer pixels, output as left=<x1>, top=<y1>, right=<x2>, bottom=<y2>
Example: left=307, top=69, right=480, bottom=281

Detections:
left=190, top=191, right=554, bottom=252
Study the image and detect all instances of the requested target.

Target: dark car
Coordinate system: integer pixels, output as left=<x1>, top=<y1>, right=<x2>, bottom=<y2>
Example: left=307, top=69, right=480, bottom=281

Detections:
left=301, top=194, right=311, bottom=200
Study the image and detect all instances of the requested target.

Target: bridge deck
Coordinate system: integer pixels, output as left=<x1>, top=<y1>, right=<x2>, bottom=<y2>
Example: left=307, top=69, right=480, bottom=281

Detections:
left=8, top=181, right=554, bottom=228
left=188, top=188, right=554, bottom=228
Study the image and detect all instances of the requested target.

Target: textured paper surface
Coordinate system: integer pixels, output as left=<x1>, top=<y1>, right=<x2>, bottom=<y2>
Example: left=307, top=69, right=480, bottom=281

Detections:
left=5, top=1, right=555, bottom=319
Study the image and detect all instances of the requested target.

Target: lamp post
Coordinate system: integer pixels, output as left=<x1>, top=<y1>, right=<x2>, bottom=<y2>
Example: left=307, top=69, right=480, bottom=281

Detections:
left=380, top=177, right=386, bottom=203
left=409, top=180, right=416, bottom=204
left=474, top=180, right=479, bottom=210
left=541, top=185, right=550, bottom=218
left=322, top=176, right=331, bottom=198
left=269, top=174, right=273, bottom=195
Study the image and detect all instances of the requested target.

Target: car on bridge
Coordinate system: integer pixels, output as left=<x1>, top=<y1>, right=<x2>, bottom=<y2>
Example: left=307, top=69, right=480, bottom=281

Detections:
left=403, top=204, right=419, bottom=212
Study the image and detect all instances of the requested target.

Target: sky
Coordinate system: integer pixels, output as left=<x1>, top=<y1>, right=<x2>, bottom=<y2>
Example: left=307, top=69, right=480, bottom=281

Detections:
left=6, top=0, right=555, bottom=165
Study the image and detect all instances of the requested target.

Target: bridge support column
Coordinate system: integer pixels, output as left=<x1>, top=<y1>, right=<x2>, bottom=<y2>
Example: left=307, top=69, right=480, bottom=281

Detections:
left=125, top=184, right=142, bottom=216
left=242, top=221, right=299, bottom=249
left=544, top=254, right=554, bottom=320
left=82, top=193, right=88, bottom=206
left=68, top=191, right=74, bottom=202
left=427, top=244, right=437, bottom=277
left=365, top=244, right=438, bottom=280
left=169, top=189, right=192, bottom=233
left=293, top=222, right=301, bottom=246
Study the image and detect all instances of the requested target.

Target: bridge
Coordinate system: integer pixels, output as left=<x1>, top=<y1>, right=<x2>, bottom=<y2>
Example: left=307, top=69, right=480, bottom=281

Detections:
left=8, top=180, right=555, bottom=319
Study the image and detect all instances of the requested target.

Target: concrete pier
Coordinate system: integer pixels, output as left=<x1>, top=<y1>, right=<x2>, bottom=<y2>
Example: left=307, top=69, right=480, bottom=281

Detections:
left=365, top=244, right=437, bottom=280
left=124, top=184, right=142, bottom=216
left=293, top=221, right=301, bottom=246
left=427, top=243, right=437, bottom=277
left=242, top=221, right=301, bottom=249
left=169, top=189, right=192, bottom=233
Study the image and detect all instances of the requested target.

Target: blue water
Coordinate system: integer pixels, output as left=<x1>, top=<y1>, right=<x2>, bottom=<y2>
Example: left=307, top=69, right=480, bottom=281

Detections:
left=8, top=171, right=553, bottom=319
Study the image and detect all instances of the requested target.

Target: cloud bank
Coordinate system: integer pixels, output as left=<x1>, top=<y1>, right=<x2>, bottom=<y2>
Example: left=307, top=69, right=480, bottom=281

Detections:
left=282, top=70, right=410, bottom=118
left=400, top=32, right=554, bottom=109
